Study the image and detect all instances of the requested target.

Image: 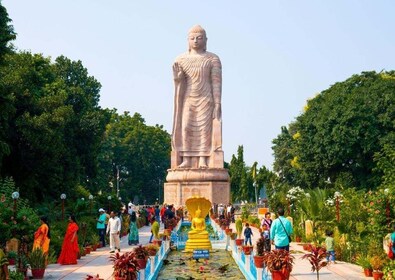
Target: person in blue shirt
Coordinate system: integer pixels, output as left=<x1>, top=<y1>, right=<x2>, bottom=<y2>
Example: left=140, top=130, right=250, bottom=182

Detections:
left=244, top=223, right=253, bottom=245
left=270, top=207, right=293, bottom=251
left=96, top=208, right=107, bottom=247
left=391, top=224, right=395, bottom=258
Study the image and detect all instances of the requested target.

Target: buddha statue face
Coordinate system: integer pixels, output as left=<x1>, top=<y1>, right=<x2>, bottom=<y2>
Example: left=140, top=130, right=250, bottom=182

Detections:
left=195, top=209, right=202, bottom=218
left=188, top=25, right=207, bottom=52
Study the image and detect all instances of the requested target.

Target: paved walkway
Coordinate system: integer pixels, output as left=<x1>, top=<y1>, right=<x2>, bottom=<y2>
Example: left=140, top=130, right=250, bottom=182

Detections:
left=38, top=222, right=366, bottom=279
left=43, top=225, right=154, bottom=280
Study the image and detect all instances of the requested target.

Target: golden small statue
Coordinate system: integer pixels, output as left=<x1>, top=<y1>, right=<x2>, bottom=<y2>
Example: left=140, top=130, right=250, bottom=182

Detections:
left=185, top=196, right=212, bottom=252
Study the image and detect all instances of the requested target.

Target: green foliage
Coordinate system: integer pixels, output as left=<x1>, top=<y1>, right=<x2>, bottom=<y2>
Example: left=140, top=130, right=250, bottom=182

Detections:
left=0, top=178, right=39, bottom=241
left=8, top=270, right=25, bottom=280
left=241, top=205, right=250, bottom=221
left=272, top=71, right=395, bottom=190
left=356, top=255, right=372, bottom=270
left=247, top=216, right=260, bottom=227
left=235, top=219, right=243, bottom=238
left=28, top=248, right=46, bottom=269
left=97, top=111, right=170, bottom=204
left=0, top=1, right=15, bottom=62
left=295, top=188, right=334, bottom=233
left=0, top=51, right=110, bottom=203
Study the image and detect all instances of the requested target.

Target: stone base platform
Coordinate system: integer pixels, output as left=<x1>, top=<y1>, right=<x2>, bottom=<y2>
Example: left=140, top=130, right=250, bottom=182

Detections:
left=164, top=181, right=230, bottom=206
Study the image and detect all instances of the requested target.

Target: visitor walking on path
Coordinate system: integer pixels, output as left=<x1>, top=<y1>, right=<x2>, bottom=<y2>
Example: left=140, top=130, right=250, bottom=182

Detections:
left=244, top=223, right=253, bottom=245
left=261, top=212, right=272, bottom=251
left=96, top=208, right=106, bottom=247
left=107, top=211, right=121, bottom=253
left=389, top=224, right=395, bottom=259
left=270, top=207, right=293, bottom=251
left=325, top=229, right=336, bottom=263
left=57, top=215, right=79, bottom=265
left=149, top=217, right=159, bottom=243
left=33, top=216, right=51, bottom=255
left=128, top=211, right=139, bottom=245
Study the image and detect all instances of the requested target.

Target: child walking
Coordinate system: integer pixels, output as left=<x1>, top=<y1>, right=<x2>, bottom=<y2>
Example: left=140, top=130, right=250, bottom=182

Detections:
left=244, top=223, right=253, bottom=246
left=325, top=230, right=335, bottom=263
left=261, top=224, right=271, bottom=251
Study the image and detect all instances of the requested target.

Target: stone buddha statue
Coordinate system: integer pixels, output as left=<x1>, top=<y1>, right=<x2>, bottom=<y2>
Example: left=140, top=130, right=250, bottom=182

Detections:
left=171, top=25, right=222, bottom=169
left=184, top=196, right=212, bottom=252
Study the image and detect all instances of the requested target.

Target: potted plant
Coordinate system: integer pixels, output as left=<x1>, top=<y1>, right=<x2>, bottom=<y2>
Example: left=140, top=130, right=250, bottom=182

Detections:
left=7, top=250, right=17, bottom=265
left=356, top=255, right=373, bottom=277
left=79, top=245, right=86, bottom=258
left=370, top=256, right=385, bottom=280
left=254, top=237, right=265, bottom=268
left=230, top=232, right=237, bottom=240
left=85, top=274, right=103, bottom=280
left=293, top=226, right=303, bottom=243
left=144, top=244, right=159, bottom=257
left=164, top=218, right=177, bottom=231
left=301, top=245, right=327, bottom=280
left=91, top=234, right=100, bottom=251
left=110, top=251, right=139, bottom=280
left=133, top=245, right=149, bottom=269
left=262, top=249, right=294, bottom=280
left=28, top=248, right=46, bottom=279
left=235, top=219, right=244, bottom=246
left=219, top=217, right=230, bottom=230
left=242, top=245, right=253, bottom=255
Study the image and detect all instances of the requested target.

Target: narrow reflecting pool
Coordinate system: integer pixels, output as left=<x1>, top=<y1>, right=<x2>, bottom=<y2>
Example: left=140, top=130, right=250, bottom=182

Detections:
left=157, top=249, right=244, bottom=280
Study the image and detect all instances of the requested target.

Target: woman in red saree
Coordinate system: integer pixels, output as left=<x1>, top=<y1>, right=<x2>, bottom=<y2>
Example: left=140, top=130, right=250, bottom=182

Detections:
left=33, top=216, right=51, bottom=255
left=57, top=215, right=79, bottom=265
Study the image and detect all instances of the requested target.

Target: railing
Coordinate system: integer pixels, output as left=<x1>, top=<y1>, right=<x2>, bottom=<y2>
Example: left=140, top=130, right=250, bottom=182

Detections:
left=226, top=231, right=271, bottom=280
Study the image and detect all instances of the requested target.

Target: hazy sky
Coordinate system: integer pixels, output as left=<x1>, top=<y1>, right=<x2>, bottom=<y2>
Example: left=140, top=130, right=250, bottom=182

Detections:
left=3, top=0, right=395, bottom=169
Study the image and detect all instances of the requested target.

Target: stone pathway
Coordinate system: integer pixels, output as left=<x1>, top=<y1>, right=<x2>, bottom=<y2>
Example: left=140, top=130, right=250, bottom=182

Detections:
left=39, top=221, right=366, bottom=279
left=43, top=225, right=154, bottom=280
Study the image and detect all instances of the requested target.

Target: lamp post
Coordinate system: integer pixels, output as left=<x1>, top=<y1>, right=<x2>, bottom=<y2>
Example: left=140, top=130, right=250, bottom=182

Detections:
left=89, top=194, right=94, bottom=214
left=334, top=191, right=341, bottom=222
left=385, top=188, right=390, bottom=227
left=116, top=166, right=120, bottom=199
left=60, top=193, right=66, bottom=221
left=108, top=195, right=112, bottom=212
left=12, top=191, right=19, bottom=218
left=254, top=182, right=258, bottom=206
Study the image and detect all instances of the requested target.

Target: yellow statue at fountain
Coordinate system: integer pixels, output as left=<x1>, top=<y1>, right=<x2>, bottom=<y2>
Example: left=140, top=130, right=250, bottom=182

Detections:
left=185, top=196, right=212, bottom=252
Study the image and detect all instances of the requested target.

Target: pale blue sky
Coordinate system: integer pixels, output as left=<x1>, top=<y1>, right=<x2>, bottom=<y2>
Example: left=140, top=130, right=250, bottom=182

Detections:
left=3, top=0, right=395, bottom=168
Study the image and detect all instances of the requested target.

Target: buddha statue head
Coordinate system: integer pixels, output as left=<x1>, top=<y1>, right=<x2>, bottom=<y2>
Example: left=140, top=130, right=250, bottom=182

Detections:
left=195, top=208, right=202, bottom=218
left=188, top=25, right=207, bottom=52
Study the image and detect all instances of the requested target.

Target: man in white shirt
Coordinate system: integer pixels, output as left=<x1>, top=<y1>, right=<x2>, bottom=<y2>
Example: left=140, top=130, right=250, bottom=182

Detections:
left=218, top=204, right=225, bottom=219
left=107, top=211, right=121, bottom=253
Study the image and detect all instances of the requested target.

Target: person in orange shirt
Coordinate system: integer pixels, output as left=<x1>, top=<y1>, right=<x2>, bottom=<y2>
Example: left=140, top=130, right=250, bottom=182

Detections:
left=33, top=216, right=51, bottom=255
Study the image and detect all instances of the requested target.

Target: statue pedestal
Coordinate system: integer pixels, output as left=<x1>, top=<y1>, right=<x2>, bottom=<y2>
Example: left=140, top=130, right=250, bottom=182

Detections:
left=164, top=168, right=230, bottom=207
left=184, top=235, right=212, bottom=252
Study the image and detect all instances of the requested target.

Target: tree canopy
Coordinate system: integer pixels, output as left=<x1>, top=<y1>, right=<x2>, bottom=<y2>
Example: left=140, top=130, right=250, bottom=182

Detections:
left=272, top=71, right=395, bottom=190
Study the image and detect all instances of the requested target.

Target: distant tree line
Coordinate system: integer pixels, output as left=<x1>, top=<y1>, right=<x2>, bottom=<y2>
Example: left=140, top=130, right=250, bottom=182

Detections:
left=0, top=2, right=170, bottom=205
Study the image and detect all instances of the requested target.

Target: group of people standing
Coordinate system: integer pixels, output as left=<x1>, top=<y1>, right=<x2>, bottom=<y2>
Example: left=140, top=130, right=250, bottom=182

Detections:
left=242, top=207, right=294, bottom=252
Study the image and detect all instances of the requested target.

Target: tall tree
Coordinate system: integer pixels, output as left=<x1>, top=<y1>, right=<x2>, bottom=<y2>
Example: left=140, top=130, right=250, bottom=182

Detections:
left=98, top=111, right=170, bottom=204
left=273, top=71, right=395, bottom=190
left=0, top=1, right=16, bottom=62
left=228, top=145, right=255, bottom=202
left=0, top=1, right=16, bottom=166
left=0, top=52, right=110, bottom=202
